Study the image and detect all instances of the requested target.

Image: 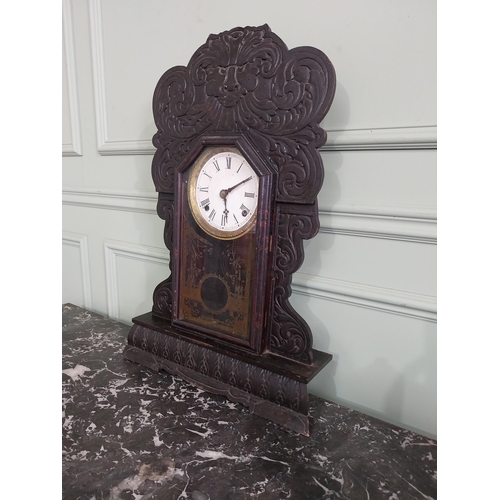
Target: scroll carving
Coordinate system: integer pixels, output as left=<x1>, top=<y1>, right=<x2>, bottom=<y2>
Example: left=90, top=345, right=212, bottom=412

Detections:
left=151, top=24, right=335, bottom=203
left=151, top=24, right=335, bottom=364
left=269, top=204, right=320, bottom=363
left=152, top=194, right=175, bottom=319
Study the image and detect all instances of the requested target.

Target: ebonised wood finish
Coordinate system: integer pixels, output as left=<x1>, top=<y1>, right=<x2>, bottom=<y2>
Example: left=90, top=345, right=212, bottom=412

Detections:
left=126, top=24, right=336, bottom=434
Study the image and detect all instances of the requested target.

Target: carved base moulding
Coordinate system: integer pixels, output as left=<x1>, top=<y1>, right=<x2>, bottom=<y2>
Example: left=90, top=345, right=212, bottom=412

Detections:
left=124, top=314, right=332, bottom=436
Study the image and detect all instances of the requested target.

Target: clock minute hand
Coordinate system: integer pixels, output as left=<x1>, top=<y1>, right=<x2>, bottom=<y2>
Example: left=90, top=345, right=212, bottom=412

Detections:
left=226, top=176, right=252, bottom=194
left=219, top=176, right=252, bottom=200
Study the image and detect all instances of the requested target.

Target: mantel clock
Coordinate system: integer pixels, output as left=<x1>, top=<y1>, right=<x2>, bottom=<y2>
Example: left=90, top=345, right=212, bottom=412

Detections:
left=124, top=24, right=336, bottom=435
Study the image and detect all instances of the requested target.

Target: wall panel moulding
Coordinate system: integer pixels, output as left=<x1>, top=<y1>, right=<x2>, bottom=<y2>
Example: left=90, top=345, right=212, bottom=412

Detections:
left=62, top=231, right=92, bottom=308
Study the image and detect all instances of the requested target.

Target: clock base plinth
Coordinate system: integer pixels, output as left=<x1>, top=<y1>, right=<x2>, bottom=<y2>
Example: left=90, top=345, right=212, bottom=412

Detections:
left=123, top=317, right=331, bottom=436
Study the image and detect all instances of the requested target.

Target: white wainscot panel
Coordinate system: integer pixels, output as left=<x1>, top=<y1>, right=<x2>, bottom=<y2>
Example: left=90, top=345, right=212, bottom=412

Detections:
left=62, top=232, right=92, bottom=308
left=301, top=232, right=436, bottom=300
left=89, top=0, right=176, bottom=154
left=62, top=0, right=82, bottom=156
left=316, top=1, right=436, bottom=144
left=62, top=188, right=158, bottom=215
left=289, top=293, right=436, bottom=438
left=317, top=149, right=437, bottom=244
left=319, top=149, right=437, bottom=217
left=319, top=210, right=436, bottom=245
left=90, top=0, right=435, bottom=155
left=104, top=240, right=169, bottom=323
left=293, top=271, right=436, bottom=323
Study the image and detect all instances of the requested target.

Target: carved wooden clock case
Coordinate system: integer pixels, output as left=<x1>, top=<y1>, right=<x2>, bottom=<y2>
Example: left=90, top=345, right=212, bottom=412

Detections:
left=124, top=24, right=336, bottom=435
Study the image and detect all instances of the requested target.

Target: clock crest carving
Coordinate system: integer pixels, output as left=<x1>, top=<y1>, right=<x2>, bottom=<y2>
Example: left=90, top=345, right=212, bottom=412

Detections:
left=124, top=24, right=336, bottom=435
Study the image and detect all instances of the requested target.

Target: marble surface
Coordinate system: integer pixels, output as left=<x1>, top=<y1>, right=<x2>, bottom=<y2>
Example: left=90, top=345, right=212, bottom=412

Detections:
left=62, top=304, right=437, bottom=500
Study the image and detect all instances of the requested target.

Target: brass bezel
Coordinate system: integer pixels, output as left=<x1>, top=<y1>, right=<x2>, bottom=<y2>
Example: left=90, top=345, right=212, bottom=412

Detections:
left=187, top=146, right=259, bottom=240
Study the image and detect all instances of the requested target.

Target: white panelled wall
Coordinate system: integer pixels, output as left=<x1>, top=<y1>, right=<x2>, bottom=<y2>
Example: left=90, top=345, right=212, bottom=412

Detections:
left=62, top=0, right=437, bottom=438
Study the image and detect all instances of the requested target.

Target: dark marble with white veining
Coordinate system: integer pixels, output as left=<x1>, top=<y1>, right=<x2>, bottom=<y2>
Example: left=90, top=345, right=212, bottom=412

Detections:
left=62, top=304, right=437, bottom=500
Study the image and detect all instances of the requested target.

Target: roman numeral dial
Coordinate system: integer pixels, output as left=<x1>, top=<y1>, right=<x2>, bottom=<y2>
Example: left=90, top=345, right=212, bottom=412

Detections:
left=188, top=148, right=260, bottom=240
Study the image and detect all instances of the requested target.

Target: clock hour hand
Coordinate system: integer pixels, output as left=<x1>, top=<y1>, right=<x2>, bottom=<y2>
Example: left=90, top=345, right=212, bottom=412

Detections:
left=222, top=196, right=229, bottom=226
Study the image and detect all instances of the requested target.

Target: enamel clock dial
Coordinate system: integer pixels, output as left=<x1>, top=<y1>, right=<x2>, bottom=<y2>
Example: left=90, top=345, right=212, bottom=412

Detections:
left=188, top=147, right=259, bottom=240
